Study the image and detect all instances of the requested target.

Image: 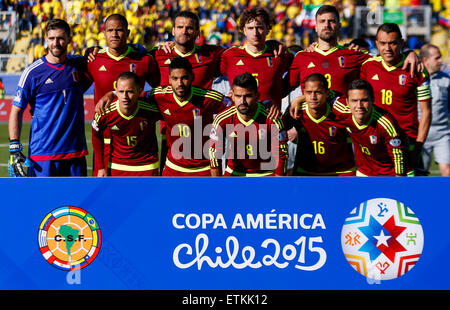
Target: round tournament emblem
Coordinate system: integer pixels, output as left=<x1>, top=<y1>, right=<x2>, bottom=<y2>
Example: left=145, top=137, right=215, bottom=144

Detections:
left=38, top=206, right=102, bottom=271
left=341, top=198, right=424, bottom=280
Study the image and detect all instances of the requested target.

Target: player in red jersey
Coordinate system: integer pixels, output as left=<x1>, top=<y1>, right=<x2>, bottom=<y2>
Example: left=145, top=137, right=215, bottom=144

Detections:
left=283, top=73, right=355, bottom=176
left=209, top=73, right=288, bottom=176
left=146, top=56, right=231, bottom=176
left=360, top=23, right=432, bottom=175
left=220, top=7, right=293, bottom=109
left=150, top=11, right=225, bottom=173
left=333, top=79, right=407, bottom=176
left=86, top=14, right=160, bottom=175
left=287, top=5, right=421, bottom=97
left=91, top=72, right=161, bottom=176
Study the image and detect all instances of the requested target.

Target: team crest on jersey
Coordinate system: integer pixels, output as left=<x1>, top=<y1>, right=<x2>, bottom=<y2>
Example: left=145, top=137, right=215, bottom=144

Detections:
left=338, top=56, right=345, bottom=67
left=38, top=206, right=102, bottom=271
left=266, top=56, right=273, bottom=67
left=192, top=108, right=201, bottom=119
left=72, top=71, right=79, bottom=82
left=130, top=63, right=136, bottom=72
left=369, top=135, right=377, bottom=144
left=329, top=126, right=337, bottom=137
left=341, top=198, right=424, bottom=281
left=194, top=53, right=202, bottom=63
left=399, top=74, right=407, bottom=85
left=210, top=127, right=219, bottom=141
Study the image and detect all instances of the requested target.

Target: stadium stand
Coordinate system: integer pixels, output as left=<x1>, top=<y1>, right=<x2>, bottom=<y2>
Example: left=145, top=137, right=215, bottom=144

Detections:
left=0, top=0, right=448, bottom=94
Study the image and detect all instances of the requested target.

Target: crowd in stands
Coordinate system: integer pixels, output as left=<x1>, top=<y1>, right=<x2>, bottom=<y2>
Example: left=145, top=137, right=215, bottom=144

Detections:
left=3, top=0, right=450, bottom=61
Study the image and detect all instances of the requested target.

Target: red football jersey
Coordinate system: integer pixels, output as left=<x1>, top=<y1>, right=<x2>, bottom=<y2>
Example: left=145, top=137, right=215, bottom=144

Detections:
left=220, top=44, right=293, bottom=108
left=151, top=44, right=225, bottom=89
left=333, top=99, right=407, bottom=176
left=91, top=99, right=161, bottom=176
left=288, top=44, right=369, bottom=95
left=146, top=86, right=229, bottom=174
left=210, top=103, right=288, bottom=176
left=283, top=101, right=355, bottom=175
left=87, top=46, right=160, bottom=103
left=360, top=55, right=432, bottom=140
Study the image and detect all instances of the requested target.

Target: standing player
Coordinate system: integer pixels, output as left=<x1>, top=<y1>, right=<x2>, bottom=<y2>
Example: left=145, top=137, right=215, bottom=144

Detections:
left=287, top=5, right=421, bottom=97
left=209, top=73, right=288, bottom=176
left=283, top=73, right=355, bottom=176
left=360, top=23, right=432, bottom=174
left=150, top=10, right=225, bottom=173
left=419, top=44, right=450, bottom=176
left=86, top=13, right=160, bottom=175
left=8, top=19, right=91, bottom=177
left=91, top=72, right=161, bottom=176
left=333, top=80, right=407, bottom=176
left=220, top=7, right=293, bottom=109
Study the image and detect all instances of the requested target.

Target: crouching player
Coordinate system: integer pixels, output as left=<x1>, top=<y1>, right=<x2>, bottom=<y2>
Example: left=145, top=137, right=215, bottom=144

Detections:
left=209, top=73, right=288, bottom=176
left=333, top=79, right=407, bottom=176
left=91, top=72, right=161, bottom=176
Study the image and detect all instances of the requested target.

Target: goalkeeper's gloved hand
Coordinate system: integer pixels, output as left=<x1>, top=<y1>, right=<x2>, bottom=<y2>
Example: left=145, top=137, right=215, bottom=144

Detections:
left=8, top=140, right=31, bottom=177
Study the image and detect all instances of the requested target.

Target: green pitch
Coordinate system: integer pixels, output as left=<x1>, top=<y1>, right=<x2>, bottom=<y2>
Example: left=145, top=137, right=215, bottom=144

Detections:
left=0, top=122, right=441, bottom=177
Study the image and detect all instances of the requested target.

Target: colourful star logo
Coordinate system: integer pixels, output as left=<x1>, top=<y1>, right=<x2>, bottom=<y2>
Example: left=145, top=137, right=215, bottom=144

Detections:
left=358, top=215, right=407, bottom=262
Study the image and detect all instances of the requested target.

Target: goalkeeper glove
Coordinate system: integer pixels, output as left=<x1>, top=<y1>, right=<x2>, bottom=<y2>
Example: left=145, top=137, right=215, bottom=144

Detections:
left=8, top=140, right=32, bottom=177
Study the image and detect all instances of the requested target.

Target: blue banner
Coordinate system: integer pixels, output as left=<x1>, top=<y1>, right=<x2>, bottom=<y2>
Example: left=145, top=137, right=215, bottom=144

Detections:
left=0, top=177, right=448, bottom=291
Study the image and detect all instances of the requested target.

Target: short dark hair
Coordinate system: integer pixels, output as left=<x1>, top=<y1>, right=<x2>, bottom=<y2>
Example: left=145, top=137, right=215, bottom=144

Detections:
left=376, top=23, right=402, bottom=40
left=315, top=5, right=340, bottom=21
left=305, top=73, right=329, bottom=90
left=104, top=14, right=128, bottom=29
left=238, top=7, right=272, bottom=32
left=46, top=19, right=71, bottom=36
left=174, top=11, right=200, bottom=30
left=232, top=72, right=258, bottom=93
left=347, top=79, right=375, bottom=103
left=116, top=71, right=140, bottom=87
left=169, top=56, right=193, bottom=75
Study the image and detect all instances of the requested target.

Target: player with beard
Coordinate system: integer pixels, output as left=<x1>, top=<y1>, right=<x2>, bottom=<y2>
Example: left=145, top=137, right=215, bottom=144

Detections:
left=8, top=19, right=91, bottom=176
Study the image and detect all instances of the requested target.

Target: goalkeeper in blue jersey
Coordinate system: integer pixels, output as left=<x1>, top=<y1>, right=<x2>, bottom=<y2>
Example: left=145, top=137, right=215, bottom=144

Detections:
left=8, top=19, right=92, bottom=176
